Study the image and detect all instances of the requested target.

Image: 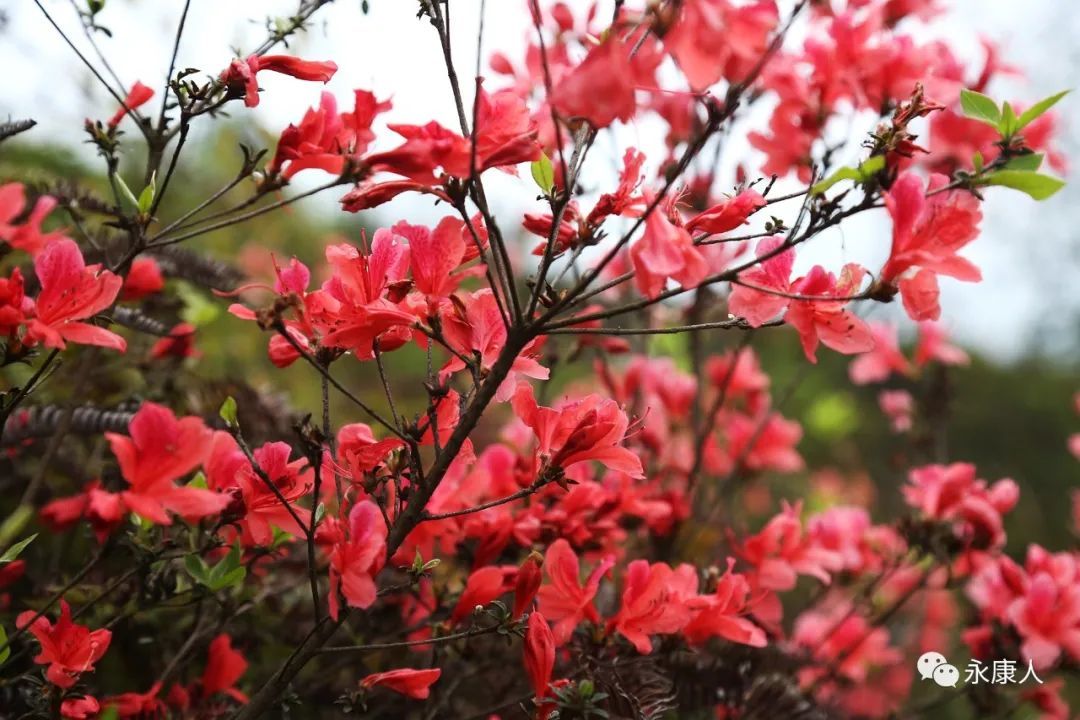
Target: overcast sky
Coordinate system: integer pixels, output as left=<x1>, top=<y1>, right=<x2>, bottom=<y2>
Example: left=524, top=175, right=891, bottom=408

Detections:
left=2, top=0, right=1078, bottom=362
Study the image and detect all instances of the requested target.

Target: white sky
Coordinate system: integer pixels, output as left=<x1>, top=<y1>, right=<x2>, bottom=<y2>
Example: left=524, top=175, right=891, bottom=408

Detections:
left=2, top=0, right=1078, bottom=361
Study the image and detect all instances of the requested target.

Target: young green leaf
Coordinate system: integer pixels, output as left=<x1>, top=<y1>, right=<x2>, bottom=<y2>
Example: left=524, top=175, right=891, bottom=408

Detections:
left=530, top=153, right=555, bottom=194
left=810, top=156, right=885, bottom=195
left=219, top=396, right=238, bottom=426
left=184, top=554, right=209, bottom=584
left=982, top=170, right=1065, bottom=201
left=0, top=533, right=36, bottom=564
left=998, top=101, right=1019, bottom=137
left=114, top=174, right=141, bottom=213
left=959, top=89, right=1001, bottom=127
left=137, top=171, right=157, bottom=214
left=972, top=151, right=984, bottom=174
left=1002, top=153, right=1044, bottom=172
left=211, top=566, right=246, bottom=590
left=1017, top=90, right=1069, bottom=132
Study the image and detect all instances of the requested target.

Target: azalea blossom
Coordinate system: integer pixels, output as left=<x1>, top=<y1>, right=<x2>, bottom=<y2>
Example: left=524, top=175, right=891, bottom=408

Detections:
left=105, top=402, right=228, bottom=525
left=881, top=172, right=982, bottom=321
left=537, top=539, right=615, bottom=645
left=328, top=500, right=387, bottom=619
left=511, top=383, right=643, bottom=480
left=221, top=54, right=337, bottom=108
left=17, top=600, right=112, bottom=689
left=108, top=81, right=154, bottom=127
left=0, top=182, right=68, bottom=255
left=360, top=668, right=442, bottom=700
left=25, top=239, right=126, bottom=351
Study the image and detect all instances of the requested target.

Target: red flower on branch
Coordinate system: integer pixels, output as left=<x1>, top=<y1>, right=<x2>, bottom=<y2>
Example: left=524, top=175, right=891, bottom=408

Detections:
left=360, top=668, right=442, bottom=700
left=221, top=54, right=337, bottom=108
left=328, top=500, right=387, bottom=619
left=511, top=383, right=643, bottom=479
left=26, top=239, right=126, bottom=351
left=105, top=402, right=227, bottom=525
left=537, top=539, right=615, bottom=645
left=108, top=80, right=154, bottom=127
left=17, top=600, right=112, bottom=689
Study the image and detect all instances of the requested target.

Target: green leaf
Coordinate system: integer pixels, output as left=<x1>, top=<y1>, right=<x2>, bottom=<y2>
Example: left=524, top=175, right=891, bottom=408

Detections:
left=219, top=396, right=238, bottom=426
left=184, top=554, right=208, bottom=584
left=998, top=101, right=1019, bottom=137
left=98, top=707, right=119, bottom=720
left=0, top=504, right=34, bottom=549
left=810, top=155, right=885, bottom=195
left=530, top=153, right=555, bottom=194
left=982, top=170, right=1065, bottom=200
left=0, top=533, right=36, bottom=564
left=1017, top=90, right=1069, bottom=132
left=137, top=171, right=156, bottom=214
left=0, top=626, right=10, bottom=666
left=187, top=471, right=208, bottom=490
left=1002, top=153, right=1044, bottom=172
left=972, top=151, right=984, bottom=174
left=114, top=174, right=141, bottom=213
left=175, top=280, right=221, bottom=328
left=959, top=89, right=1001, bottom=127
left=313, top=503, right=326, bottom=528
left=211, top=567, right=246, bottom=591
left=270, top=526, right=291, bottom=548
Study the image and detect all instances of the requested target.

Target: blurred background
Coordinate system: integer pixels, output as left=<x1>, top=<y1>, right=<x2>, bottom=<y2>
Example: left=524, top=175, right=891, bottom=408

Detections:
left=1, top=0, right=1076, bottom=563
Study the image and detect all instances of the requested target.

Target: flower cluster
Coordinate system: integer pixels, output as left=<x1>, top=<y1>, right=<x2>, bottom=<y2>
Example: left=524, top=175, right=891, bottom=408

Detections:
left=1, top=0, right=1075, bottom=718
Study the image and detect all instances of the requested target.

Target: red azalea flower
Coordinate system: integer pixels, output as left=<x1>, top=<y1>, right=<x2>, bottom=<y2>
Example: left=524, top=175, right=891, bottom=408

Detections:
left=882, top=172, right=982, bottom=321
left=903, top=462, right=1018, bottom=550
left=513, top=552, right=544, bottom=618
left=440, top=290, right=549, bottom=401
left=150, top=322, right=201, bottom=360
left=17, top=600, right=112, bottom=689
left=451, top=565, right=513, bottom=624
left=473, top=86, right=541, bottom=170
left=221, top=54, right=337, bottom=108
left=103, top=682, right=165, bottom=718
left=108, top=81, right=155, bottom=127
left=739, top=501, right=844, bottom=591
left=552, top=38, right=637, bottom=129
left=730, top=238, right=874, bottom=362
left=630, top=196, right=708, bottom=299
left=523, top=611, right=556, bottom=715
left=121, top=257, right=165, bottom=300
left=235, top=442, right=313, bottom=546
left=105, top=402, right=227, bottom=525
left=360, top=668, right=442, bottom=700
left=512, top=383, right=643, bottom=479
left=683, top=561, right=767, bottom=647
left=336, top=422, right=405, bottom=480
left=328, top=500, right=386, bottom=619
left=685, top=188, right=767, bottom=235
left=0, top=182, right=68, bottom=256
left=40, top=480, right=126, bottom=541
left=24, top=239, right=125, bottom=351
left=200, top=634, right=248, bottom=703
left=665, top=0, right=779, bottom=91
left=0, top=267, right=33, bottom=340
left=536, top=539, right=614, bottom=645
left=60, top=695, right=100, bottom=719
left=609, top=560, right=697, bottom=653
